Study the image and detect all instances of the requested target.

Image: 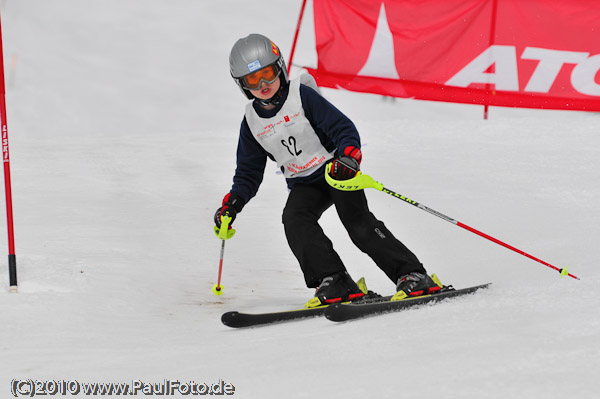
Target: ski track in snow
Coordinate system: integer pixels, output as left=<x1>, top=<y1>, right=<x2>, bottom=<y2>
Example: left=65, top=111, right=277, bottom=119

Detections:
left=0, top=1, right=598, bottom=398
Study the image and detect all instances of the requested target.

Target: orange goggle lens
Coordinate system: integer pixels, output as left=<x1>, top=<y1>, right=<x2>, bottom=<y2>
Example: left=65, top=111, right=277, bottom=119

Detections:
left=242, top=65, right=280, bottom=90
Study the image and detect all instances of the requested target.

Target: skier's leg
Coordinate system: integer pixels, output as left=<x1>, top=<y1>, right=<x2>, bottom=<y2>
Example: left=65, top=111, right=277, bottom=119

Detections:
left=330, top=183, right=426, bottom=283
left=282, top=182, right=346, bottom=288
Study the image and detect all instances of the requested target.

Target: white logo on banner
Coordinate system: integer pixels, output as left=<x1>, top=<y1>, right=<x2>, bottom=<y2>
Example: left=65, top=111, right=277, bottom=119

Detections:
left=447, top=45, right=600, bottom=96
left=357, top=3, right=399, bottom=79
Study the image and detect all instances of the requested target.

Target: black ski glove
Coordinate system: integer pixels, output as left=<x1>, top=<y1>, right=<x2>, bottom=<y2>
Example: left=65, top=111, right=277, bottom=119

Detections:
left=214, top=193, right=245, bottom=228
left=329, top=156, right=360, bottom=180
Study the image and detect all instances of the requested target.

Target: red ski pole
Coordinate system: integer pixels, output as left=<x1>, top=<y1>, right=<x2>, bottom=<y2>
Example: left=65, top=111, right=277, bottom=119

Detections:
left=213, top=240, right=226, bottom=296
left=325, top=166, right=580, bottom=280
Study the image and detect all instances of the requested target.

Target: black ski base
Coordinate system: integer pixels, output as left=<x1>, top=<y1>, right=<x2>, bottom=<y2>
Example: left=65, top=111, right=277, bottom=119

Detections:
left=324, top=283, right=491, bottom=322
left=221, top=291, right=383, bottom=328
left=221, top=284, right=490, bottom=328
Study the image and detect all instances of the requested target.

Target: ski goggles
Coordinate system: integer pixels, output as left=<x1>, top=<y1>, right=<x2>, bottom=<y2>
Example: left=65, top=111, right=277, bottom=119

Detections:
left=241, top=64, right=281, bottom=90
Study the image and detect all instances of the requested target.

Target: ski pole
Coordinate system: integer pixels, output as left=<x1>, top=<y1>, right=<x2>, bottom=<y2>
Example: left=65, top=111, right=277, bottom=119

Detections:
left=212, top=215, right=235, bottom=295
left=213, top=239, right=226, bottom=296
left=325, top=165, right=580, bottom=280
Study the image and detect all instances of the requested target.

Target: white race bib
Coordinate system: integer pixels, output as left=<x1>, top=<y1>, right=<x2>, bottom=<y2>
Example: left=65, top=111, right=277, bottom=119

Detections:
left=245, top=78, right=334, bottom=178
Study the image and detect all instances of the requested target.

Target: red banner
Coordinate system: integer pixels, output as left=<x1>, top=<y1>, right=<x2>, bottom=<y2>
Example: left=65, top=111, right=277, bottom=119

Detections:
left=307, top=0, right=600, bottom=111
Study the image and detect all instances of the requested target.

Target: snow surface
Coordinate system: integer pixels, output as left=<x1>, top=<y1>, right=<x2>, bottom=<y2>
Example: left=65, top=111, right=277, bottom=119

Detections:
left=1, top=1, right=599, bottom=398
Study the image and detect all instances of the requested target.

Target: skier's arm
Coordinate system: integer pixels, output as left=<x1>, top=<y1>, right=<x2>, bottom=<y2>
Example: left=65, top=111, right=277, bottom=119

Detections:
left=229, top=118, right=268, bottom=207
left=214, top=119, right=267, bottom=231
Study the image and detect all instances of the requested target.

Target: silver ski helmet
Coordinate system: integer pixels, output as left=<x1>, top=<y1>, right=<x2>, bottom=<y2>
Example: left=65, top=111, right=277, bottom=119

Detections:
left=229, top=34, right=289, bottom=99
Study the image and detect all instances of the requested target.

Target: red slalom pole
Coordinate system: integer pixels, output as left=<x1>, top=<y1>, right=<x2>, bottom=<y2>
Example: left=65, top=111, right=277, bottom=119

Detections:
left=287, top=0, right=308, bottom=76
left=483, top=0, right=498, bottom=120
left=0, top=10, right=17, bottom=293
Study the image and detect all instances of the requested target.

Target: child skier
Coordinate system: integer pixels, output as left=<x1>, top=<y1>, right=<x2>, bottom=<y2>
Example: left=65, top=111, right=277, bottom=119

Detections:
left=214, top=33, right=440, bottom=306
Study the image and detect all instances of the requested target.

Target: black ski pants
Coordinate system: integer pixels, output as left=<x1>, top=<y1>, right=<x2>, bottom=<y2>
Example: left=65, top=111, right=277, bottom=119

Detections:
left=282, top=178, right=426, bottom=288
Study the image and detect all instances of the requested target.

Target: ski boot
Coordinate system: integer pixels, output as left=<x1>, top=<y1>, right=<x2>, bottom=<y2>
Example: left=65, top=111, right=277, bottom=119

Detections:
left=304, top=271, right=366, bottom=308
left=392, top=272, right=443, bottom=301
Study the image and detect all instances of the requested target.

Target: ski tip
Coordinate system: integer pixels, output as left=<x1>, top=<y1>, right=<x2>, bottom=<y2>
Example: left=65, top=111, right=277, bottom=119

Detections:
left=221, top=311, right=240, bottom=327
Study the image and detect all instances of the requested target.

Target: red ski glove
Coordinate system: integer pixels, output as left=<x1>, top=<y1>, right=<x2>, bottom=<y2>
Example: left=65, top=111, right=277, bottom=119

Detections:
left=214, top=193, right=244, bottom=228
left=343, top=146, right=362, bottom=164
